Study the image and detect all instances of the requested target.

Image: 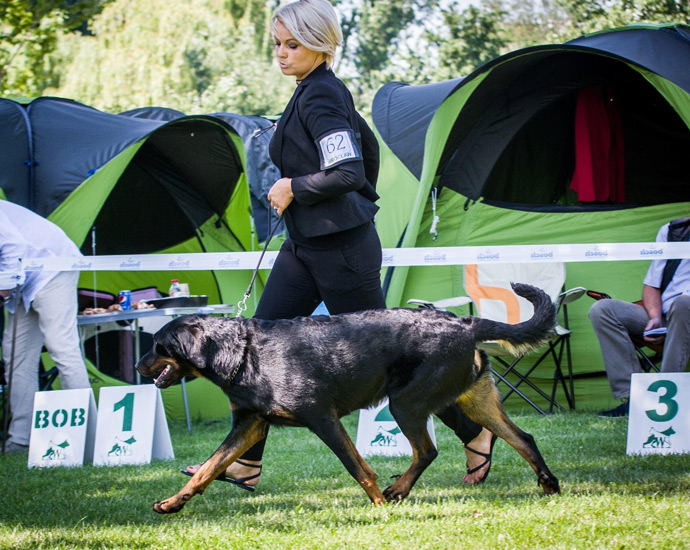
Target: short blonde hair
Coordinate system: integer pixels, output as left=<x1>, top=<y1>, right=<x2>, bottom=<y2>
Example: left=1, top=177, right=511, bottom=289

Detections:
left=272, top=0, right=343, bottom=69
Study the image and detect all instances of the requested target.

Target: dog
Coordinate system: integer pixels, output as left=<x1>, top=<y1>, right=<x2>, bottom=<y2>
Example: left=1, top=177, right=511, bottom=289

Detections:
left=136, top=282, right=561, bottom=514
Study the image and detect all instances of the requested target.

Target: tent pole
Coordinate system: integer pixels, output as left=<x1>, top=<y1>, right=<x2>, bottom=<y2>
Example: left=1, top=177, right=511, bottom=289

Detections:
left=91, top=226, right=100, bottom=370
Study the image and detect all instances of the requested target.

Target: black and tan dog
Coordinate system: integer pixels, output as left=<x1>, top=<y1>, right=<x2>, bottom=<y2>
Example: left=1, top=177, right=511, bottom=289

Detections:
left=137, top=283, right=560, bottom=514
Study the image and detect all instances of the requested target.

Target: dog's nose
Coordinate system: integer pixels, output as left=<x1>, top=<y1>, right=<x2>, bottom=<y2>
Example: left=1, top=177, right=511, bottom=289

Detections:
left=135, top=352, right=150, bottom=373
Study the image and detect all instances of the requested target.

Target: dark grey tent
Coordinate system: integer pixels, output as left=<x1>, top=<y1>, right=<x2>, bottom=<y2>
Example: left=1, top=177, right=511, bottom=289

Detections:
left=208, top=113, right=283, bottom=242
left=121, top=107, right=282, bottom=242
left=0, top=97, right=260, bottom=420
left=0, top=96, right=256, bottom=307
left=371, top=23, right=690, bottom=410
left=373, top=23, right=690, bottom=214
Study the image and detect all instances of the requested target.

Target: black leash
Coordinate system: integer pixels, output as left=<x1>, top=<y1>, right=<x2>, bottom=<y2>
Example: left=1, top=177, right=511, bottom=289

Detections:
left=236, top=210, right=282, bottom=318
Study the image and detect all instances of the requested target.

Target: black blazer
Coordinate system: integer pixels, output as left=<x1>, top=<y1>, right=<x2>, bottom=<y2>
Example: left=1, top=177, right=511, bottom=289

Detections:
left=269, top=63, right=379, bottom=242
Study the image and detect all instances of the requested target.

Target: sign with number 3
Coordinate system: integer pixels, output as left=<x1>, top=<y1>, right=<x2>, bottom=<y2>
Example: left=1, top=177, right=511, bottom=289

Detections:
left=627, top=373, right=690, bottom=455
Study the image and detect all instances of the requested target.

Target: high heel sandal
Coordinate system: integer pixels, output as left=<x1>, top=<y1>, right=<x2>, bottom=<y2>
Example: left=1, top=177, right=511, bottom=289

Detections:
left=463, top=434, right=497, bottom=484
left=180, top=459, right=262, bottom=492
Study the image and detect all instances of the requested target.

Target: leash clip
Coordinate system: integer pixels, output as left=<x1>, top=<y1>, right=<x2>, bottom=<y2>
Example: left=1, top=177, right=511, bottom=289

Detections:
left=236, top=293, right=249, bottom=318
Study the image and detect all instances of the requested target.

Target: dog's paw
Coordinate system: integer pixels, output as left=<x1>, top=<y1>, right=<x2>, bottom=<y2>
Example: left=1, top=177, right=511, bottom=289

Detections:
left=538, top=473, right=561, bottom=495
left=383, top=485, right=409, bottom=502
left=153, top=499, right=184, bottom=514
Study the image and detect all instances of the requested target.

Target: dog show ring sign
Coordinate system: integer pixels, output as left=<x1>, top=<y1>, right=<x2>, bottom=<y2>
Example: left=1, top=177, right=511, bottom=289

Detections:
left=627, top=373, right=690, bottom=455
left=93, top=385, right=174, bottom=466
left=356, top=399, right=436, bottom=457
left=28, top=388, right=98, bottom=468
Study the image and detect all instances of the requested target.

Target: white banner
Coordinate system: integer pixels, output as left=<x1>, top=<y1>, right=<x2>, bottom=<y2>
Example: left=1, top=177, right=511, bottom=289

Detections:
left=28, top=389, right=97, bottom=468
left=627, top=373, right=690, bottom=456
left=1, top=241, right=689, bottom=276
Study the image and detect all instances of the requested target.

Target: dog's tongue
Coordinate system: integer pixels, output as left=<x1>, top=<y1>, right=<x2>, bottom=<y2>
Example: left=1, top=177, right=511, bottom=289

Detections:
left=154, top=365, right=171, bottom=387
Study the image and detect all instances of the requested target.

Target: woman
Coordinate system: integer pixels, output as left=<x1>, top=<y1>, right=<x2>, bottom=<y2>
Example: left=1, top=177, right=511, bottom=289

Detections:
left=184, top=0, right=496, bottom=489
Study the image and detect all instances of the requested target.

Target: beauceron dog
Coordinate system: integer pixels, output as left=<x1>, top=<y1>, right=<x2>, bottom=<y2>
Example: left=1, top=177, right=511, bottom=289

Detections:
left=137, top=282, right=560, bottom=513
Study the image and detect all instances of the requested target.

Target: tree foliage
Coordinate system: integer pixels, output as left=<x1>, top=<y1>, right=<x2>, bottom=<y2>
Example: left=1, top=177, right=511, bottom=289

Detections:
left=48, top=0, right=293, bottom=114
left=428, top=0, right=508, bottom=79
left=0, top=0, right=110, bottom=95
left=3, top=0, right=689, bottom=114
left=557, top=0, right=690, bottom=34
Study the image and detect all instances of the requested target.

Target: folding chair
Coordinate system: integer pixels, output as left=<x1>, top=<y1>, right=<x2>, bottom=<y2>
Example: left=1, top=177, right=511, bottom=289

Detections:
left=463, top=263, right=586, bottom=415
left=586, top=290, right=662, bottom=373
left=407, top=263, right=585, bottom=415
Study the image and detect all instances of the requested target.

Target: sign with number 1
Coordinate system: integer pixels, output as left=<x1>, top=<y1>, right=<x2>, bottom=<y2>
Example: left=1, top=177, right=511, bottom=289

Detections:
left=93, top=385, right=174, bottom=465
left=627, top=373, right=690, bottom=455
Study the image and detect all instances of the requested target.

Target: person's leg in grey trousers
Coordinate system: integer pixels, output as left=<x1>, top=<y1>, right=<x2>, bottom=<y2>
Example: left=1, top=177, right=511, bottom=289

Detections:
left=661, top=294, right=690, bottom=372
left=588, top=299, right=649, bottom=399
left=589, top=296, right=690, bottom=401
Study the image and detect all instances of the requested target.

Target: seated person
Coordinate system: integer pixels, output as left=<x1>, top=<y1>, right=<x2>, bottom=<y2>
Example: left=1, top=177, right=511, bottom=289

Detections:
left=589, top=217, right=690, bottom=417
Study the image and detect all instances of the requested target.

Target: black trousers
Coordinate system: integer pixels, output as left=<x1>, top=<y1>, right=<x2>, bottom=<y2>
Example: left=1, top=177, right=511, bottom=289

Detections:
left=240, top=223, right=481, bottom=461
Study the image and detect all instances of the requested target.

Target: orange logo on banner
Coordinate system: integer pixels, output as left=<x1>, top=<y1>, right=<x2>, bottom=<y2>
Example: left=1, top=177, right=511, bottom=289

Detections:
left=464, top=264, right=521, bottom=325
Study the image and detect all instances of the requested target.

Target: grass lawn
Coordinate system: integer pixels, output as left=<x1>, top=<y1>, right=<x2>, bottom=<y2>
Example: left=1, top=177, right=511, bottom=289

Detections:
left=1, top=411, right=688, bottom=549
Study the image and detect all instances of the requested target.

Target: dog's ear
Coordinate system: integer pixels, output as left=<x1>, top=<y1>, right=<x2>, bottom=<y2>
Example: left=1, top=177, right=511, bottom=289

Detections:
left=166, top=318, right=246, bottom=371
left=171, top=324, right=210, bottom=370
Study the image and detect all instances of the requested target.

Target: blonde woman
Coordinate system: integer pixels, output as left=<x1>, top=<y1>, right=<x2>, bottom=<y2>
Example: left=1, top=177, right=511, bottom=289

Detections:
left=183, top=0, right=496, bottom=490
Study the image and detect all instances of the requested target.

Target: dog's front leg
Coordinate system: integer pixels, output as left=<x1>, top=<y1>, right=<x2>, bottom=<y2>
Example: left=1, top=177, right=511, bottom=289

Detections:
left=153, top=412, right=268, bottom=514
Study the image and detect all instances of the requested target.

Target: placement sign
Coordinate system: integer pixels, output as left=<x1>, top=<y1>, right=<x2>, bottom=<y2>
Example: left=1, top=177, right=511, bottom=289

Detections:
left=627, top=373, right=690, bottom=455
left=355, top=399, right=436, bottom=457
left=93, top=385, right=174, bottom=465
left=28, top=388, right=97, bottom=468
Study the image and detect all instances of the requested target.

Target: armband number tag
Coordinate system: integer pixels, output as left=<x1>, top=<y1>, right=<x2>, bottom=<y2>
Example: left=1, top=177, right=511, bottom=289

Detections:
left=317, top=130, right=361, bottom=170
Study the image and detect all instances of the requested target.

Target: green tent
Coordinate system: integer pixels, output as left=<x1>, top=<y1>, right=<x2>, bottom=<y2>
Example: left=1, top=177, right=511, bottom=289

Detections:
left=1, top=97, right=263, bottom=419
left=372, top=24, right=690, bottom=410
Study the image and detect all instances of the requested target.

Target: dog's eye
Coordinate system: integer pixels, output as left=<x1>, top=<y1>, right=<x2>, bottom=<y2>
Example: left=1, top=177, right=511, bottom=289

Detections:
left=155, top=343, right=170, bottom=357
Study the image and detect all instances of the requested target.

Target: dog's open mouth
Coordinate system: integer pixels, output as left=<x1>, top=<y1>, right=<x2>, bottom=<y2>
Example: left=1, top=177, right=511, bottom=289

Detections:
left=154, top=364, right=177, bottom=389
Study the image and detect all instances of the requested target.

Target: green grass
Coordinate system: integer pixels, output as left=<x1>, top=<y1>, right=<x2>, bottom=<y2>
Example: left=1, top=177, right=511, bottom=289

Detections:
left=1, top=412, right=688, bottom=550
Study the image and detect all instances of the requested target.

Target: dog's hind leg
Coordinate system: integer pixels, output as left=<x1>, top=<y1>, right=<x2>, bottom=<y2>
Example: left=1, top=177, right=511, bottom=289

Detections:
left=457, top=358, right=560, bottom=495
left=153, top=410, right=269, bottom=514
left=382, top=400, right=438, bottom=502
left=309, top=414, right=385, bottom=504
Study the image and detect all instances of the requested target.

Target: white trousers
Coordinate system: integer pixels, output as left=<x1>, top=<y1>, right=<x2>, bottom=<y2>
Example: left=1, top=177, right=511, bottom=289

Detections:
left=3, top=271, right=90, bottom=445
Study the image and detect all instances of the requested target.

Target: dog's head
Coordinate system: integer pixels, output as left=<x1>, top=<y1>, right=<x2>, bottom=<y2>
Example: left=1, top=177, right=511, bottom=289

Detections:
left=136, top=315, right=246, bottom=388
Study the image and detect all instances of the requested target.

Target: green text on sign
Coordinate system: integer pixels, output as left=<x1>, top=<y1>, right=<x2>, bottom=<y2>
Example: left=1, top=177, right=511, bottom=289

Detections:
left=113, top=392, right=135, bottom=432
left=645, top=380, right=679, bottom=422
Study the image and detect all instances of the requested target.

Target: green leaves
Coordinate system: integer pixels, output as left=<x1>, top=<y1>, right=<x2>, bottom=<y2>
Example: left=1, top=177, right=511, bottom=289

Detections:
left=4, top=1, right=689, bottom=113
left=0, top=0, right=110, bottom=95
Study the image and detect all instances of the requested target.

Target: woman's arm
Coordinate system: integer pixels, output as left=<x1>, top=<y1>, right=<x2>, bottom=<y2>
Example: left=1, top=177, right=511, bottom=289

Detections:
left=290, top=80, right=367, bottom=206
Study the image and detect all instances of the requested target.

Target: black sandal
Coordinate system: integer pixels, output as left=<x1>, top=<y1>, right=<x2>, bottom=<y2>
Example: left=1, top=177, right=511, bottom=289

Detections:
left=463, top=434, right=497, bottom=484
left=180, top=459, right=262, bottom=492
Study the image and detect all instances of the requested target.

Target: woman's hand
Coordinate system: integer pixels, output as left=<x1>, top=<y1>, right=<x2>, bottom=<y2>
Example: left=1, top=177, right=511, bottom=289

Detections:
left=268, top=177, right=294, bottom=216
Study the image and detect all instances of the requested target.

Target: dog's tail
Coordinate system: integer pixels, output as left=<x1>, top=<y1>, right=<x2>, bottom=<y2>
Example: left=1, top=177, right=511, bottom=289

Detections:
left=473, top=283, right=556, bottom=356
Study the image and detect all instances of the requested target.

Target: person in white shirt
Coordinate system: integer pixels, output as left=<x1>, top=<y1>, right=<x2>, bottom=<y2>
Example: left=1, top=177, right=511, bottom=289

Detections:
left=589, top=218, right=690, bottom=417
left=1, top=201, right=90, bottom=453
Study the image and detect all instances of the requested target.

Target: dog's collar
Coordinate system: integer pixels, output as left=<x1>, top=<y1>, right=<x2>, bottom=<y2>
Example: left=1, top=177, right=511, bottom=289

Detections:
left=228, top=363, right=242, bottom=384
left=228, top=341, right=249, bottom=384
